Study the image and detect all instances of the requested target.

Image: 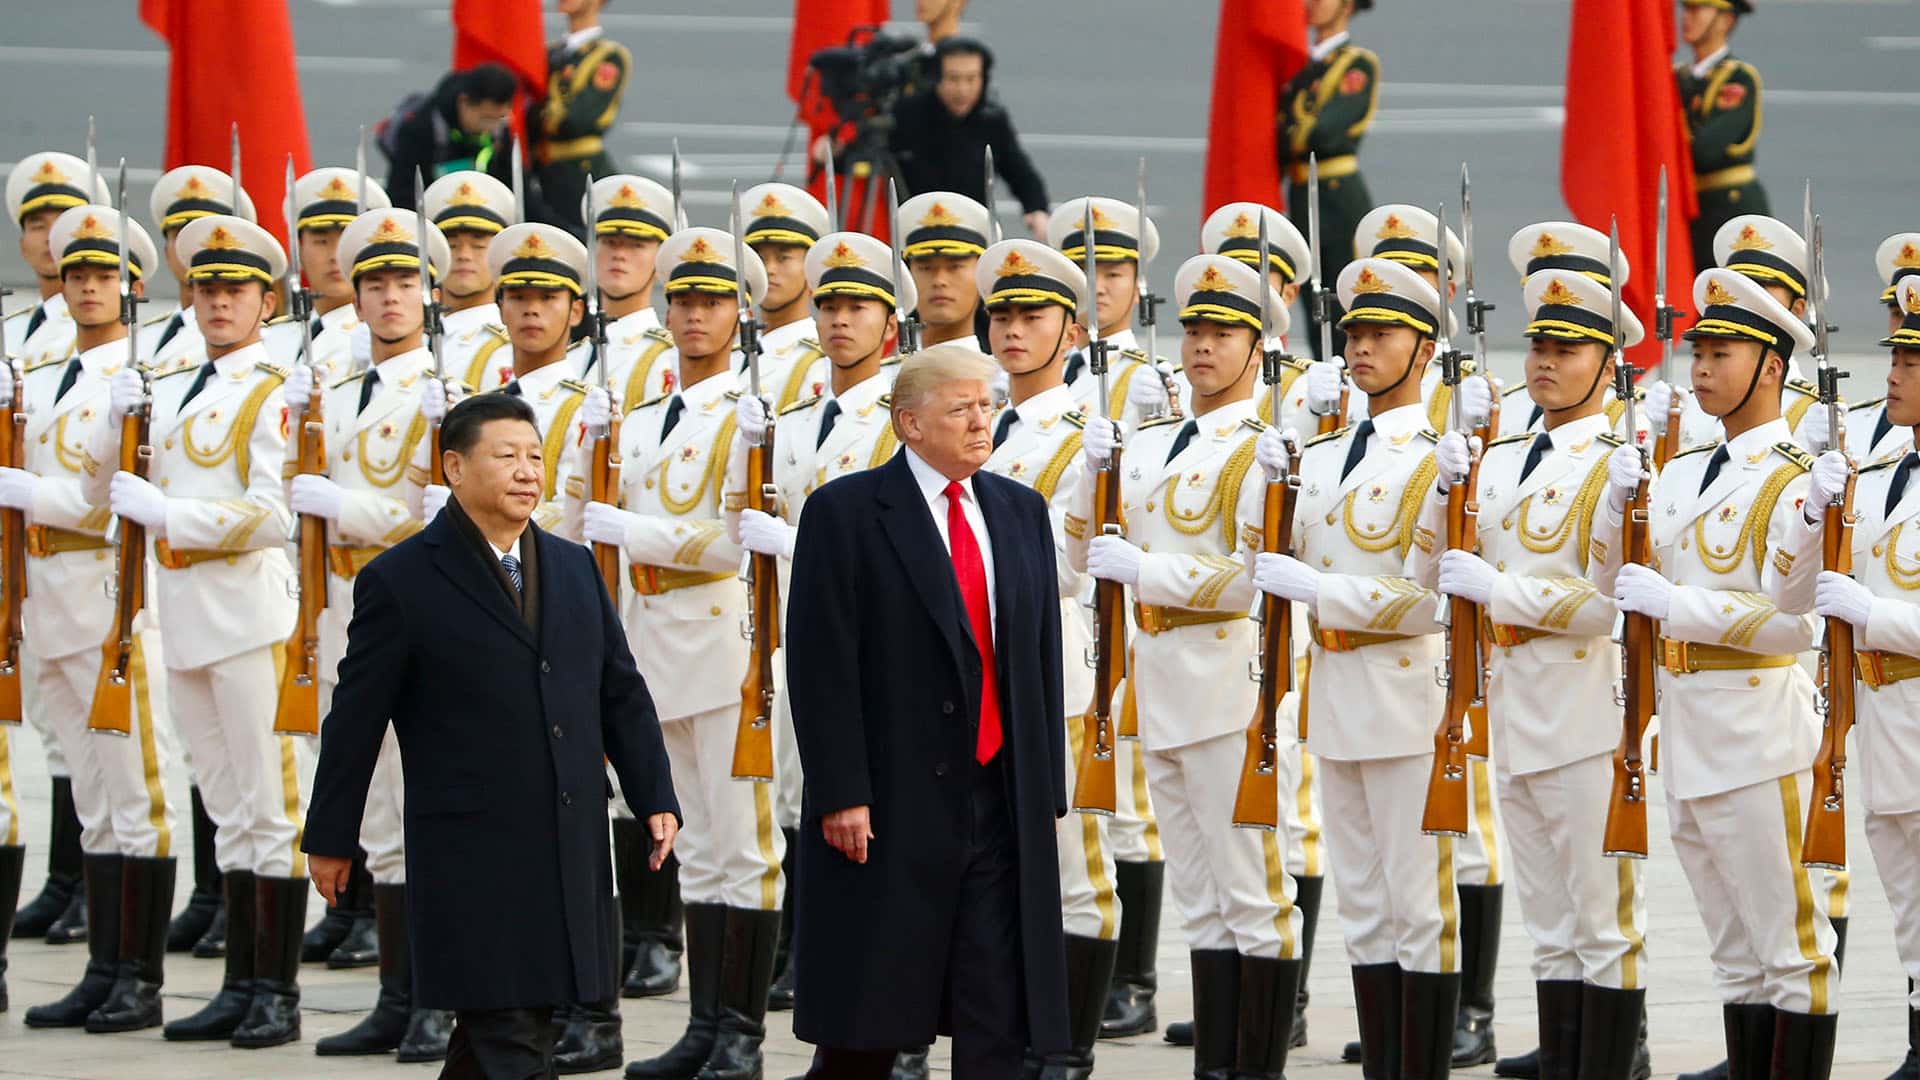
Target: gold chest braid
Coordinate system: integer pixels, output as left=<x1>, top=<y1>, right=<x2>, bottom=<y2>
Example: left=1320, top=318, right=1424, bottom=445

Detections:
left=1514, top=454, right=1611, bottom=571
left=182, top=376, right=282, bottom=485
left=1339, top=455, right=1438, bottom=559
left=655, top=414, right=739, bottom=516
left=542, top=394, right=585, bottom=499
left=1693, top=462, right=1802, bottom=576
left=1033, top=432, right=1085, bottom=503
left=354, top=412, right=429, bottom=489
left=1156, top=435, right=1258, bottom=550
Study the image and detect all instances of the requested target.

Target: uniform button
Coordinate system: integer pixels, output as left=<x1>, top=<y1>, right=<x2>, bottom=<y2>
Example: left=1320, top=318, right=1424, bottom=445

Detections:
left=934, top=763, right=949, bottom=777
left=551, top=725, right=564, bottom=739
left=1398, top=657, right=1411, bottom=668
left=541, top=659, right=552, bottom=673
left=560, top=791, right=573, bottom=807
left=942, top=700, right=955, bottom=715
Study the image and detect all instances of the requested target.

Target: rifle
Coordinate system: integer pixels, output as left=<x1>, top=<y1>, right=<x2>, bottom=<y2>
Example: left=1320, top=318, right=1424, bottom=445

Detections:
left=1460, top=164, right=1495, bottom=760
left=0, top=283, right=22, bottom=724
left=888, top=179, right=921, bottom=355
left=419, top=172, right=448, bottom=485
left=89, top=166, right=148, bottom=737
left=1307, top=154, right=1348, bottom=434
left=1803, top=210, right=1856, bottom=870
left=1604, top=220, right=1654, bottom=859
left=1235, top=218, right=1296, bottom=830
left=1421, top=202, right=1474, bottom=839
left=1072, top=200, right=1120, bottom=817
left=581, top=179, right=623, bottom=597
left=731, top=184, right=777, bottom=783
left=1651, top=166, right=1683, bottom=468
left=274, top=156, right=326, bottom=737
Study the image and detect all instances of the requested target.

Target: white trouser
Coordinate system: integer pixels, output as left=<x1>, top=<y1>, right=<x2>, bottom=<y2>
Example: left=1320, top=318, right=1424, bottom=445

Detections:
left=1144, top=731, right=1301, bottom=959
left=660, top=705, right=784, bottom=911
left=1321, top=753, right=1460, bottom=973
left=1865, top=809, right=1920, bottom=1011
left=167, top=645, right=311, bottom=878
left=1499, top=752, right=1646, bottom=988
left=1060, top=712, right=1120, bottom=941
left=1281, top=673, right=1325, bottom=880
left=1454, top=756, right=1504, bottom=887
left=1667, top=770, right=1838, bottom=1015
left=18, top=663, right=67, bottom=779
left=27, top=633, right=176, bottom=858
left=1109, top=674, right=1161, bottom=865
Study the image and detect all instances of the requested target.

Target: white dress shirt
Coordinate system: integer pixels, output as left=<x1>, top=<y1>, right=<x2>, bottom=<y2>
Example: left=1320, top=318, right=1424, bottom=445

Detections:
left=904, top=447, right=998, bottom=631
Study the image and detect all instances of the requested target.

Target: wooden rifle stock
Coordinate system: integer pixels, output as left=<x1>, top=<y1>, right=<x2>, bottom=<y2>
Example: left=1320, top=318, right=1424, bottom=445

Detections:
left=589, top=412, right=623, bottom=597
left=1802, top=470, right=1857, bottom=869
left=1422, top=455, right=1480, bottom=837
left=1604, top=462, right=1656, bottom=858
left=1233, top=450, right=1298, bottom=829
left=1316, top=386, right=1349, bottom=438
left=88, top=410, right=150, bottom=736
left=1071, top=456, right=1124, bottom=816
left=274, top=383, right=328, bottom=737
left=731, top=431, right=779, bottom=782
left=0, top=386, right=24, bottom=723
left=1651, top=395, right=1683, bottom=471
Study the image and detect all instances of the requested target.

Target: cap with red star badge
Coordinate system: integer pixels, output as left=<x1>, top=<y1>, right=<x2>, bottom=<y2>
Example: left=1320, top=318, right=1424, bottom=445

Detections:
left=1506, top=220, right=1627, bottom=286
left=177, top=214, right=287, bottom=285
left=424, top=171, right=517, bottom=236
left=488, top=223, right=590, bottom=295
left=1521, top=271, right=1644, bottom=348
left=590, top=175, right=673, bottom=242
left=896, top=192, right=990, bottom=260
left=1174, top=254, right=1288, bottom=335
left=1684, top=267, right=1814, bottom=358
left=49, top=205, right=157, bottom=281
left=805, top=232, right=917, bottom=313
left=336, top=210, right=450, bottom=285
left=292, top=168, right=391, bottom=234
left=1201, top=203, right=1310, bottom=285
left=737, top=183, right=829, bottom=250
left=7, top=152, right=112, bottom=227
left=1875, top=233, right=1920, bottom=305
left=1048, top=196, right=1159, bottom=266
left=148, top=166, right=257, bottom=234
left=1881, top=279, right=1920, bottom=350
left=1337, top=258, right=1455, bottom=339
left=1713, top=215, right=1815, bottom=300
left=659, top=227, right=769, bottom=302
left=1354, top=205, right=1465, bottom=279
left=975, top=239, right=1087, bottom=313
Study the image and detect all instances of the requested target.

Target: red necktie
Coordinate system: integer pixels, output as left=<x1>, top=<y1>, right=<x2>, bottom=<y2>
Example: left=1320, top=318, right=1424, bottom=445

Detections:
left=945, top=481, right=1002, bottom=764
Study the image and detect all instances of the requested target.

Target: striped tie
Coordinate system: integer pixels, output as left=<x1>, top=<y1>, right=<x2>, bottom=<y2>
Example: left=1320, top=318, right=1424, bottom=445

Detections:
left=501, top=553, right=523, bottom=594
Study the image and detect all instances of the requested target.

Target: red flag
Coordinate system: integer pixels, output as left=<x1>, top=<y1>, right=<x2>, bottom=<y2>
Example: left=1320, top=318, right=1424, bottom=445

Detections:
left=452, top=0, right=549, bottom=164
left=1561, top=0, right=1697, bottom=375
left=787, top=0, right=889, bottom=206
left=1202, top=0, right=1308, bottom=218
left=141, top=0, right=310, bottom=246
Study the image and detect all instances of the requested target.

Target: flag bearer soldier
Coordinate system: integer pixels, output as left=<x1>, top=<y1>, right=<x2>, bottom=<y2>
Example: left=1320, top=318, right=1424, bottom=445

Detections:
left=1049, top=197, right=1158, bottom=429
left=575, top=227, right=785, bottom=1080
left=3, top=152, right=111, bottom=950
left=1677, top=0, right=1768, bottom=272
left=9, top=207, right=179, bottom=1034
left=898, top=192, right=991, bottom=353
left=532, top=0, right=628, bottom=236
left=738, top=184, right=832, bottom=410
left=1250, top=257, right=1461, bottom=1076
left=1070, top=251, right=1306, bottom=1080
left=81, top=214, right=309, bottom=1048
left=265, top=169, right=393, bottom=383
left=280, top=209, right=456, bottom=1063
left=1412, top=269, right=1652, bottom=1079
left=423, top=171, right=518, bottom=392
left=144, top=166, right=257, bottom=375
left=1602, top=267, right=1836, bottom=1077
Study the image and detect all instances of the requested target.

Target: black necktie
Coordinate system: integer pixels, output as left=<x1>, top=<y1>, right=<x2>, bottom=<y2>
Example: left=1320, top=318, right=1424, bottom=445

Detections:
left=154, top=311, right=184, bottom=352
left=660, top=395, right=685, bottom=440
left=1165, top=419, right=1199, bottom=465
left=1887, top=452, right=1919, bottom=518
left=1518, top=433, right=1551, bottom=483
left=816, top=398, right=842, bottom=449
left=1339, top=418, right=1375, bottom=481
left=1873, top=408, right=1894, bottom=452
left=54, top=356, right=83, bottom=403
left=310, top=317, right=325, bottom=340
left=1698, top=444, right=1729, bottom=495
left=1064, top=350, right=1085, bottom=386
left=179, top=362, right=217, bottom=409
left=357, top=370, right=381, bottom=414
left=24, top=303, right=46, bottom=341
left=504, top=379, right=523, bottom=397
left=992, top=409, right=1017, bottom=449
left=1528, top=403, right=1543, bottom=430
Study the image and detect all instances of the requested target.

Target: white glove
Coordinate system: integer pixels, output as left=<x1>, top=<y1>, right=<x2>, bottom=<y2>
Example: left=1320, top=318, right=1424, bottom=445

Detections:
left=1085, top=534, right=1143, bottom=586
left=582, top=500, right=639, bottom=549
left=1305, top=360, right=1344, bottom=417
left=734, top=392, right=770, bottom=445
left=737, top=507, right=797, bottom=560
left=581, top=387, right=612, bottom=433
left=1813, top=570, right=1873, bottom=629
left=0, top=466, right=38, bottom=511
left=1255, top=426, right=1297, bottom=477
left=1436, top=549, right=1496, bottom=606
left=1127, top=363, right=1171, bottom=415
left=421, top=378, right=449, bottom=424
left=288, top=474, right=345, bottom=521
left=108, top=471, right=168, bottom=532
left=421, top=484, right=450, bottom=521
left=348, top=322, right=372, bottom=373
left=1606, top=443, right=1649, bottom=514
left=1807, top=450, right=1850, bottom=515
left=1613, top=563, right=1672, bottom=621
left=0, top=361, right=14, bottom=409
left=1459, top=373, right=1495, bottom=429
left=109, top=367, right=145, bottom=422
left=1081, top=416, right=1125, bottom=477
left=281, top=363, right=314, bottom=413
left=1644, top=381, right=1685, bottom=437
left=1433, top=431, right=1476, bottom=493
left=1253, top=552, right=1320, bottom=606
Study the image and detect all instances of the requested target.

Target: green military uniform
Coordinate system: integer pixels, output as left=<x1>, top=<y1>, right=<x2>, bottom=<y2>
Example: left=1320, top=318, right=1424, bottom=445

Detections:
left=1280, top=29, right=1379, bottom=362
left=1677, top=43, right=1768, bottom=271
left=533, top=28, right=630, bottom=235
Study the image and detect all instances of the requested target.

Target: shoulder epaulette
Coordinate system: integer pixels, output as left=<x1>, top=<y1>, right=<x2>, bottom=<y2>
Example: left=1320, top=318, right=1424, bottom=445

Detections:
left=1786, top=378, right=1818, bottom=397
left=779, top=395, right=820, bottom=416
left=1304, top=425, right=1349, bottom=448
left=484, top=323, right=509, bottom=339
left=634, top=392, right=671, bottom=411
left=1773, top=441, right=1814, bottom=469
left=329, top=372, right=365, bottom=391
left=877, top=393, right=893, bottom=408
left=1670, top=442, right=1718, bottom=460
left=264, top=314, right=297, bottom=328
left=140, top=309, right=175, bottom=328
left=1118, top=348, right=1151, bottom=365
left=1485, top=432, right=1533, bottom=450
left=1282, top=355, right=1310, bottom=372
left=254, top=361, right=290, bottom=381
left=1240, top=417, right=1269, bottom=435
left=1139, top=415, right=1183, bottom=431
left=23, top=353, right=69, bottom=373
left=1060, top=409, right=1087, bottom=430
left=1416, top=429, right=1440, bottom=443
left=1597, top=432, right=1626, bottom=447
left=152, top=360, right=200, bottom=380
left=558, top=378, right=591, bottom=396
left=644, top=326, right=673, bottom=345
left=1849, top=397, right=1887, bottom=412
left=796, top=338, right=825, bottom=355
left=1861, top=456, right=1902, bottom=474
left=1500, top=381, right=1532, bottom=399
left=723, top=389, right=742, bottom=402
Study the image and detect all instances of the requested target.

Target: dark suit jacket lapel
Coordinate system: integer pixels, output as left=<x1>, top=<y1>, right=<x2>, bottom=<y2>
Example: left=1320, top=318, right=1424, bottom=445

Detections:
left=424, top=508, right=538, bottom=651
left=973, top=471, right=1022, bottom=660
left=876, top=454, right=972, bottom=678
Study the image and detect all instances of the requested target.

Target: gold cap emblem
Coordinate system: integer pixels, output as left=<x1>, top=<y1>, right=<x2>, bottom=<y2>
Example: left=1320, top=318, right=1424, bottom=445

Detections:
left=1705, top=280, right=1737, bottom=307
left=1194, top=266, right=1235, bottom=293
left=72, top=213, right=113, bottom=241
left=752, top=192, right=791, bottom=218
left=1352, top=267, right=1391, bottom=294
left=512, top=233, right=555, bottom=260
left=175, top=176, right=213, bottom=202
left=1089, top=205, right=1118, bottom=231
left=995, top=250, right=1038, bottom=278
left=823, top=241, right=865, bottom=269
left=1529, top=232, right=1574, bottom=258
left=609, top=184, right=647, bottom=210
left=370, top=217, right=412, bottom=245
left=1905, top=287, right=1920, bottom=316
left=1897, top=243, right=1920, bottom=270
left=1375, top=214, right=1417, bottom=241
left=317, top=176, right=355, bottom=201
left=682, top=236, right=723, bottom=263
left=31, top=159, right=69, bottom=186
left=1225, top=212, right=1259, bottom=240
left=916, top=201, right=959, bottom=228
left=1730, top=224, right=1773, bottom=252
left=204, top=225, right=242, bottom=251
left=1539, top=278, right=1582, bottom=307
left=448, top=181, right=484, bottom=206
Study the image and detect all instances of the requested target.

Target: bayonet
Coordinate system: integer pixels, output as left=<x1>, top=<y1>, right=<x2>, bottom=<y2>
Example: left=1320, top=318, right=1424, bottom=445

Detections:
left=888, top=178, right=919, bottom=355
left=1460, top=163, right=1492, bottom=370
left=116, top=160, right=138, bottom=369
left=823, top=143, right=840, bottom=233
left=1654, top=166, right=1674, bottom=385
left=1259, top=211, right=1280, bottom=427
left=730, top=181, right=765, bottom=409
left=1611, top=218, right=1636, bottom=440
left=229, top=123, right=242, bottom=207
left=1436, top=202, right=1460, bottom=433
left=510, top=140, right=525, bottom=225
left=86, top=116, right=98, bottom=206
left=356, top=125, right=369, bottom=213
left=582, top=177, right=610, bottom=395
left=1082, top=202, right=1111, bottom=424
left=670, top=138, right=686, bottom=231
left=1135, top=157, right=1159, bottom=367
left=417, top=169, right=443, bottom=385
left=984, top=145, right=1002, bottom=244
left=1307, top=154, right=1335, bottom=367
left=284, top=155, right=317, bottom=543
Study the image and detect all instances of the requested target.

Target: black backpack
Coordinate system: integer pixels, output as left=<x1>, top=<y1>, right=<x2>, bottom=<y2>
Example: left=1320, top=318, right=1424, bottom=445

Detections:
left=374, top=91, right=449, bottom=162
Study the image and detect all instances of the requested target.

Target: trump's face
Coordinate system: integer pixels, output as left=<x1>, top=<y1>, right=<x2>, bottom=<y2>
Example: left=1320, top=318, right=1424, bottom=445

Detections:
left=897, top=378, right=994, bottom=480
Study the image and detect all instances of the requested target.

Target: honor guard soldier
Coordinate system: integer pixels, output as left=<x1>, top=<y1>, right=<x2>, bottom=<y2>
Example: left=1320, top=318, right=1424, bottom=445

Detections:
left=80, top=215, right=309, bottom=1049
left=423, top=172, right=518, bottom=391
left=583, top=175, right=675, bottom=412
left=1050, top=197, right=1159, bottom=429
left=725, top=230, right=913, bottom=1016
left=575, top=227, right=785, bottom=1080
left=1882, top=235, right=1920, bottom=336
left=1602, top=268, right=1836, bottom=1076
left=1283, top=0, right=1379, bottom=360
left=144, top=167, right=259, bottom=373
left=738, top=184, right=832, bottom=409
left=1851, top=235, right=1920, bottom=466
left=898, top=192, right=992, bottom=352
left=1071, top=252, right=1306, bottom=1080
left=1251, top=257, right=1462, bottom=1076
left=533, top=0, right=627, bottom=236
left=1677, top=0, right=1767, bottom=272
left=8, top=207, right=179, bottom=1035
left=2, top=151, right=110, bottom=950
left=1412, top=269, right=1652, bottom=1079
left=1777, top=278, right=1920, bottom=1078
left=971, top=237, right=1119, bottom=1077
left=277, top=210, right=454, bottom=1062
left=265, top=169, right=394, bottom=382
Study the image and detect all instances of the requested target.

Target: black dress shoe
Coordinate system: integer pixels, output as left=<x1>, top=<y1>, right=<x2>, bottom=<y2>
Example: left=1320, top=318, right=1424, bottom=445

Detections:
left=1162, top=1020, right=1192, bottom=1047
left=86, top=856, right=176, bottom=1033
left=230, top=875, right=306, bottom=1048
left=554, top=1001, right=624, bottom=1074
left=889, top=1048, right=930, bottom=1080
left=1493, top=1048, right=1540, bottom=1078
left=165, top=872, right=255, bottom=1041
left=397, top=1008, right=454, bottom=1063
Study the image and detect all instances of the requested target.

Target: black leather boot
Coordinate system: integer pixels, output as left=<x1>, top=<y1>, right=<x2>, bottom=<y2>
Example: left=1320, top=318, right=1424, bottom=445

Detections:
left=1578, top=986, right=1645, bottom=1080
left=0, top=844, right=21, bottom=1011
left=300, top=849, right=363, bottom=962
left=1401, top=971, right=1462, bottom=1080
left=626, top=901, right=725, bottom=1079
left=1533, top=979, right=1584, bottom=1080
left=620, top=822, right=684, bottom=1000
left=325, top=856, right=378, bottom=969
left=15, top=776, right=81, bottom=940
left=1099, top=859, right=1163, bottom=1039
left=167, top=787, right=221, bottom=953
left=1234, top=955, right=1304, bottom=1080
left=231, top=874, right=305, bottom=1047
left=23, top=853, right=123, bottom=1026
left=1832, top=915, right=1848, bottom=974
left=165, top=870, right=255, bottom=1040
left=1698, top=1003, right=1770, bottom=1080
left=1036, top=934, right=1120, bottom=1079
left=192, top=899, right=228, bottom=958
left=697, top=906, right=780, bottom=1080
left=1770, top=1009, right=1837, bottom=1080
left=1189, top=949, right=1240, bottom=1080
left=1350, top=963, right=1402, bottom=1079
left=558, top=891, right=625, bottom=1073
left=1290, top=873, right=1324, bottom=1049
left=315, top=883, right=411, bottom=1055
left=86, top=855, right=175, bottom=1032
left=1890, top=1001, right=1920, bottom=1079
left=1453, top=883, right=1503, bottom=1066
left=768, top=828, right=798, bottom=1011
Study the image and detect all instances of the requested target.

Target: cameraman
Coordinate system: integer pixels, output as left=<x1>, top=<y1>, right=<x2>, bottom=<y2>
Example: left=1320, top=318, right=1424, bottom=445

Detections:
left=889, top=37, right=1050, bottom=239
left=381, top=63, right=518, bottom=210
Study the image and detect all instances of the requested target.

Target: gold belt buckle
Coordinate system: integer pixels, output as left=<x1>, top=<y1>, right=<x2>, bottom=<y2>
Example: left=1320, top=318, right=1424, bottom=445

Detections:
left=1661, top=638, right=1690, bottom=673
left=1860, top=651, right=1890, bottom=689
